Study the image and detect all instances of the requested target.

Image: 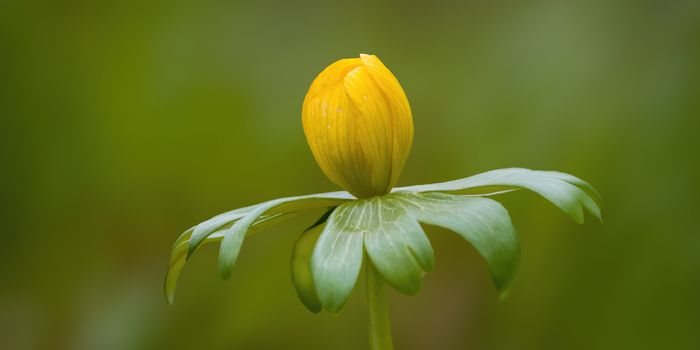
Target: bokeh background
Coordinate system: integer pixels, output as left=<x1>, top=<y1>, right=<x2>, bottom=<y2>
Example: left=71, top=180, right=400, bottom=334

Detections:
left=2, top=0, right=699, bottom=349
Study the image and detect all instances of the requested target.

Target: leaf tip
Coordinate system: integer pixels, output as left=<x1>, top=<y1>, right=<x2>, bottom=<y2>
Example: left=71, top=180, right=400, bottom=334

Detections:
left=402, top=281, right=423, bottom=296
left=498, top=288, right=510, bottom=301
left=323, top=305, right=342, bottom=316
left=163, top=275, right=176, bottom=305
left=218, top=255, right=234, bottom=280
left=220, top=267, right=233, bottom=281
left=165, top=292, right=175, bottom=306
left=317, top=292, right=350, bottom=316
left=306, top=305, right=322, bottom=314
left=591, top=207, right=603, bottom=223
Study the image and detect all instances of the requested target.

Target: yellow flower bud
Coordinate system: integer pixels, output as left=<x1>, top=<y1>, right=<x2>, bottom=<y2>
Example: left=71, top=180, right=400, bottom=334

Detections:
left=302, top=54, right=414, bottom=198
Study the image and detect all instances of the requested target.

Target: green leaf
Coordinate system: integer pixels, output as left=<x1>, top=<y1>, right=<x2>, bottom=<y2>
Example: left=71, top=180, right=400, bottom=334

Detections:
left=394, top=192, right=520, bottom=293
left=167, top=168, right=601, bottom=308
left=172, top=226, right=194, bottom=250
left=546, top=171, right=603, bottom=207
left=361, top=197, right=435, bottom=295
left=395, top=168, right=602, bottom=223
left=218, top=192, right=354, bottom=280
left=311, top=201, right=366, bottom=314
left=291, top=222, right=325, bottom=313
left=165, top=229, right=224, bottom=305
left=168, top=214, right=293, bottom=304
left=187, top=204, right=258, bottom=258
left=165, top=213, right=294, bottom=305
left=188, top=191, right=353, bottom=259
left=167, top=191, right=352, bottom=304
left=310, top=197, right=435, bottom=313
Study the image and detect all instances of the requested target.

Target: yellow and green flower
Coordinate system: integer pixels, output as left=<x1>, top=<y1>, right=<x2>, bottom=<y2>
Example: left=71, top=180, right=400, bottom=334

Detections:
left=165, top=54, right=601, bottom=350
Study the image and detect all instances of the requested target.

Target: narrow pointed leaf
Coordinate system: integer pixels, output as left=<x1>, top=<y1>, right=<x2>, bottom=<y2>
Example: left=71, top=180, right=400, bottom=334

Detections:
left=395, top=168, right=601, bottom=223
left=546, top=171, right=603, bottom=208
left=172, top=226, right=194, bottom=250
left=187, top=205, right=257, bottom=258
left=166, top=213, right=295, bottom=304
left=165, top=240, right=188, bottom=305
left=165, top=229, right=225, bottom=305
left=218, top=192, right=354, bottom=280
left=189, top=191, right=353, bottom=258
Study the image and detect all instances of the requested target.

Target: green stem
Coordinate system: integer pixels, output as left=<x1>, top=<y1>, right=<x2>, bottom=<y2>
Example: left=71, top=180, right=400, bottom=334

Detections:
left=366, top=259, right=394, bottom=350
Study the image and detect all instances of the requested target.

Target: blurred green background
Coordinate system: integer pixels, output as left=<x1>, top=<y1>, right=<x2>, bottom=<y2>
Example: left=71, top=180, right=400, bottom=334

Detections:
left=1, top=0, right=699, bottom=349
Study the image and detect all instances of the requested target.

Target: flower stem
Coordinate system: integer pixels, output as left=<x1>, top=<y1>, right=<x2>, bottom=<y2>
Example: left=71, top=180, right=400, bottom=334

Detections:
left=366, top=259, right=394, bottom=350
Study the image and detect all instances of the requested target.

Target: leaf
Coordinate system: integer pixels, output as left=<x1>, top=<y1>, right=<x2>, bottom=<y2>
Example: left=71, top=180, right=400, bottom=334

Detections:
left=546, top=171, right=603, bottom=207
left=165, top=229, right=224, bottom=305
left=167, top=168, right=602, bottom=307
left=188, top=191, right=353, bottom=258
left=394, top=192, right=520, bottom=293
left=310, top=197, right=435, bottom=314
left=311, top=201, right=366, bottom=314
left=291, top=223, right=325, bottom=313
left=172, top=226, right=194, bottom=250
left=187, top=204, right=258, bottom=258
left=360, top=197, right=435, bottom=295
left=218, top=192, right=354, bottom=280
left=395, top=168, right=602, bottom=223
left=165, top=212, right=306, bottom=305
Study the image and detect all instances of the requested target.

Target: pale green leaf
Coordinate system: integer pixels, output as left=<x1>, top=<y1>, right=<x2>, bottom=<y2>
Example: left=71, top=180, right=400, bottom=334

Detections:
left=218, top=192, right=353, bottom=280
left=164, top=229, right=224, bottom=305
left=311, top=202, right=366, bottom=314
left=165, top=212, right=303, bottom=304
left=187, top=204, right=258, bottom=258
left=394, top=192, right=520, bottom=293
left=395, top=168, right=602, bottom=223
left=361, top=197, right=435, bottom=295
left=188, top=191, right=353, bottom=258
left=167, top=168, right=601, bottom=308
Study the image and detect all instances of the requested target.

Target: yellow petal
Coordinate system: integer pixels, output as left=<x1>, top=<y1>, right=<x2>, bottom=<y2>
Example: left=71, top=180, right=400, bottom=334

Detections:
left=302, top=55, right=413, bottom=198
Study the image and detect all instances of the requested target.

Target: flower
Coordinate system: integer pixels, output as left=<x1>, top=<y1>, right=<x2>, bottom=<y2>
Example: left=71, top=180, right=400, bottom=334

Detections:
left=165, top=54, right=602, bottom=349
left=302, top=54, right=413, bottom=198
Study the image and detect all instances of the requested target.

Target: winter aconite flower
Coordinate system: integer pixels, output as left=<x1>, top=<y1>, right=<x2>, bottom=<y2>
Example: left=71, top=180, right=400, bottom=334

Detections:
left=302, top=54, right=413, bottom=198
left=165, top=54, right=602, bottom=350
